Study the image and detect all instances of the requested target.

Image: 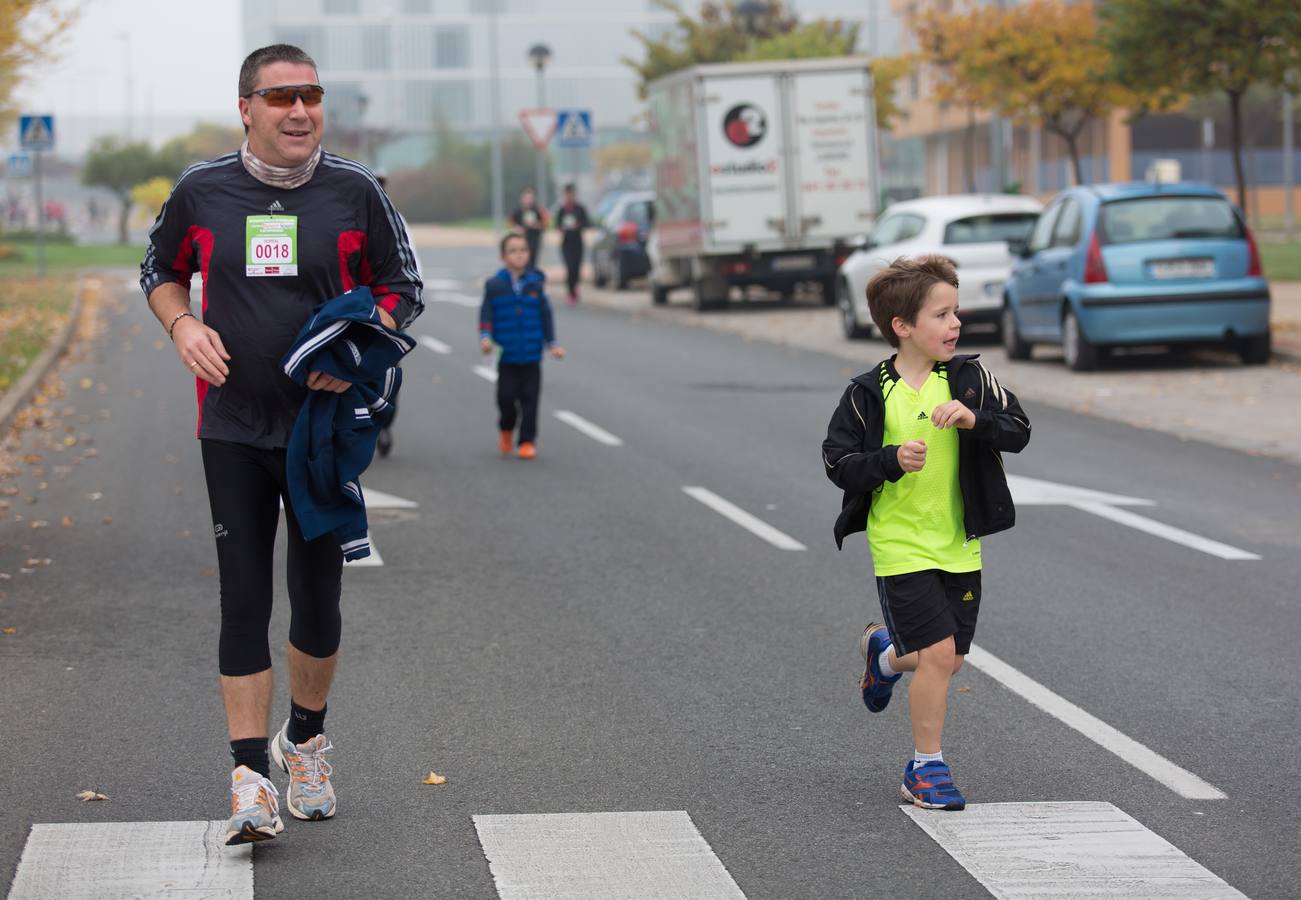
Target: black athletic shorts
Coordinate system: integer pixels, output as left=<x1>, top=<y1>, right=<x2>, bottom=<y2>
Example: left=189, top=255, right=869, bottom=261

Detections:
left=875, top=569, right=981, bottom=656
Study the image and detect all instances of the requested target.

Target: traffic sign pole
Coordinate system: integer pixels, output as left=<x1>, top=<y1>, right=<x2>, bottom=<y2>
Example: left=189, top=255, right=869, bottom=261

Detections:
left=33, top=150, right=45, bottom=277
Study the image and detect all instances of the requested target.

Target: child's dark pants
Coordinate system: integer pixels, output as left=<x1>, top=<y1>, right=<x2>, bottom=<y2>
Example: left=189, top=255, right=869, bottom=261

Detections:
left=497, top=362, right=542, bottom=443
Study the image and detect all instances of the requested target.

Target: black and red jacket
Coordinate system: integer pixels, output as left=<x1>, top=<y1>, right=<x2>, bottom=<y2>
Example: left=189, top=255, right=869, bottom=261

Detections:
left=141, top=151, right=424, bottom=449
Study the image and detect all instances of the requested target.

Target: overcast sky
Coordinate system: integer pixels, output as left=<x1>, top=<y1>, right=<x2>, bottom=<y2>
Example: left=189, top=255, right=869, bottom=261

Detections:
left=15, top=0, right=244, bottom=124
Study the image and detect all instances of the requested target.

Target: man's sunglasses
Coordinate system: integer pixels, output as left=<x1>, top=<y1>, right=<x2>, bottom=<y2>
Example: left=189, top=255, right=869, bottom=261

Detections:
left=244, top=84, right=326, bottom=108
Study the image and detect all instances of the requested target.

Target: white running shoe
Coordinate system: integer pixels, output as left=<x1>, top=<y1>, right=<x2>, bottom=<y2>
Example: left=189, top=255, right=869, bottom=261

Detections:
left=225, top=765, right=283, bottom=845
left=271, top=720, right=337, bottom=821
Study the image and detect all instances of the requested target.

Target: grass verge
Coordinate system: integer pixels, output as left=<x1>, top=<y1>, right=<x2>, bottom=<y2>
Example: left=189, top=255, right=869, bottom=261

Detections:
left=0, top=278, right=76, bottom=393
left=1260, top=241, right=1301, bottom=283
left=0, top=240, right=142, bottom=277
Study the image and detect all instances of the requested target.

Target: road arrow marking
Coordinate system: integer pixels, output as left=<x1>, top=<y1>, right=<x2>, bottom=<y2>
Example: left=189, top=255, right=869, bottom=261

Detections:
left=1007, top=475, right=1258, bottom=560
left=554, top=410, right=623, bottom=446
left=903, top=802, right=1245, bottom=898
left=683, top=486, right=806, bottom=551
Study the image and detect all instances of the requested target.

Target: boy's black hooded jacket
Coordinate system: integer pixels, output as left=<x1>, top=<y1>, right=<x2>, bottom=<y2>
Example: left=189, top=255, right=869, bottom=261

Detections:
left=822, top=354, right=1031, bottom=549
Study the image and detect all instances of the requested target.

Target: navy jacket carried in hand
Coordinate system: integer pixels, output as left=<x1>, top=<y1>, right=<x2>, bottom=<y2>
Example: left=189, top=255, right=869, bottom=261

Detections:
left=280, top=287, right=415, bottom=561
left=478, top=267, right=556, bottom=364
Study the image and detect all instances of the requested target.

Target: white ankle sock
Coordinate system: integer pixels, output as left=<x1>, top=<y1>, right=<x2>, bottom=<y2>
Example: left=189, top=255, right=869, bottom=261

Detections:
left=914, top=750, right=944, bottom=767
left=877, top=646, right=899, bottom=678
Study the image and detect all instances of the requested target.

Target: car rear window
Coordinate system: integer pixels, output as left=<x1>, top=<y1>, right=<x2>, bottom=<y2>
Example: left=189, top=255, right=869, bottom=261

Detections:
left=1099, top=197, right=1243, bottom=244
left=943, top=213, right=1038, bottom=245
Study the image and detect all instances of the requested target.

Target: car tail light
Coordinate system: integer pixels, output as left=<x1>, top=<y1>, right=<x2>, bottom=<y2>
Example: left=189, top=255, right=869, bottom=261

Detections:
left=617, top=221, right=638, bottom=244
left=721, top=260, right=751, bottom=275
left=1245, top=226, right=1264, bottom=277
left=1083, top=231, right=1108, bottom=284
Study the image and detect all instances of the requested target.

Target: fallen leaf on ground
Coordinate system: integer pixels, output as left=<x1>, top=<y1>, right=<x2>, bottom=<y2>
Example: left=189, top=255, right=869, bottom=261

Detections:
left=83, top=448, right=99, bottom=458
left=78, top=378, right=94, bottom=390
left=76, top=790, right=109, bottom=802
left=61, top=515, right=73, bottom=527
left=957, top=687, right=972, bottom=693
left=2, top=627, right=16, bottom=635
left=62, top=436, right=77, bottom=447
left=101, top=516, right=113, bottom=525
left=86, top=492, right=103, bottom=501
left=421, top=771, right=448, bottom=785
left=30, top=520, right=48, bottom=529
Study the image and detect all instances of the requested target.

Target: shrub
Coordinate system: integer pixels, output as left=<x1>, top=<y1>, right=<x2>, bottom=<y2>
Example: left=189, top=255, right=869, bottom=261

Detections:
left=386, top=161, right=483, bottom=223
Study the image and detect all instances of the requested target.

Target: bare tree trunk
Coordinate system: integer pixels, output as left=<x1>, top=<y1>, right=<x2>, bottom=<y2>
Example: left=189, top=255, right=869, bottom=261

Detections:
left=1227, top=88, right=1248, bottom=220
left=1048, top=124, right=1086, bottom=187
left=116, top=191, right=131, bottom=246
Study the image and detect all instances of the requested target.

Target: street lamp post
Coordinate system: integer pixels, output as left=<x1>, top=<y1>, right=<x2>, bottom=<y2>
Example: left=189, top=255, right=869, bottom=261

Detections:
left=356, top=93, right=370, bottom=167
left=117, top=32, right=133, bottom=141
left=528, top=43, right=552, bottom=209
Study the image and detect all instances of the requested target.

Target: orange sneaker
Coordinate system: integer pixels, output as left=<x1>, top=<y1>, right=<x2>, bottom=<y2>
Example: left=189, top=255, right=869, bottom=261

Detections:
left=517, top=442, right=537, bottom=460
left=498, top=431, right=513, bottom=455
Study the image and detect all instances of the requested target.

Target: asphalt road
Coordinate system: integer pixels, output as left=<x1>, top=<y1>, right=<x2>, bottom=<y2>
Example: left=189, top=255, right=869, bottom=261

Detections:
left=1, top=250, right=1298, bottom=899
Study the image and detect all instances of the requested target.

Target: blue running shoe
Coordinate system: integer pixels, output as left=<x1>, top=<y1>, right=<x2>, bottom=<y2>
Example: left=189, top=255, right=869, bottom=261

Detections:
left=901, top=759, right=966, bottom=810
left=859, top=623, right=902, bottom=713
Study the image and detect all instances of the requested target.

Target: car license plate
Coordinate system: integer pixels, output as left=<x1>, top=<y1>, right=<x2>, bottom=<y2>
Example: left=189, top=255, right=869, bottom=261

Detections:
left=771, top=254, right=815, bottom=272
left=1150, top=258, right=1215, bottom=279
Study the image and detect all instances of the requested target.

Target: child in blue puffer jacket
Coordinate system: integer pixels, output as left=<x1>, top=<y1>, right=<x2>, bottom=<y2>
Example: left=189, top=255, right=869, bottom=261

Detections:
left=479, top=233, right=566, bottom=459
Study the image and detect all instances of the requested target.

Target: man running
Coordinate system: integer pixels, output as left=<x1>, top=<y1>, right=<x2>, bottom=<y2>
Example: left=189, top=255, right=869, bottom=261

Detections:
left=140, top=43, right=423, bottom=845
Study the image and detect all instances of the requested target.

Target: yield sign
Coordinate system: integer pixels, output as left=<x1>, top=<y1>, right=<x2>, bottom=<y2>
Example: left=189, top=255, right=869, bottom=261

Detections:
left=518, top=108, right=557, bottom=150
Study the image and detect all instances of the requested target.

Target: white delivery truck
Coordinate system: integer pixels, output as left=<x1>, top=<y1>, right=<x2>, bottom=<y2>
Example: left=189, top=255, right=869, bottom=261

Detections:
left=646, top=57, right=878, bottom=309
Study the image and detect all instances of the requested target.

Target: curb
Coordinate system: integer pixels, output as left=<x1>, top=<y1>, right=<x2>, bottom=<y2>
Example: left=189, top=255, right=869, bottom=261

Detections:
left=0, top=279, right=89, bottom=433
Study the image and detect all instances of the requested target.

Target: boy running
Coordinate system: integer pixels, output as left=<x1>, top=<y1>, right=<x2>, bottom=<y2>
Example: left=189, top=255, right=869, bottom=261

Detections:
left=821, top=256, right=1030, bottom=810
left=480, top=233, right=565, bottom=459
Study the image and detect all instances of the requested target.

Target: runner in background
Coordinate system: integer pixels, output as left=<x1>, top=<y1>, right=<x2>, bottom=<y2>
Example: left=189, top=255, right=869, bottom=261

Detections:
left=554, top=183, right=589, bottom=305
left=509, top=186, right=550, bottom=270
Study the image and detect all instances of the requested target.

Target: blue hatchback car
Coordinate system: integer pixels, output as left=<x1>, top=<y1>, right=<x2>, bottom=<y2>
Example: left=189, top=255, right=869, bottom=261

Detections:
left=1002, top=182, right=1271, bottom=370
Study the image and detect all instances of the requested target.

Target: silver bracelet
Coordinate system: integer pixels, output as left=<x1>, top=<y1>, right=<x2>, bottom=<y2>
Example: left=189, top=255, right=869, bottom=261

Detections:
left=167, top=311, right=195, bottom=339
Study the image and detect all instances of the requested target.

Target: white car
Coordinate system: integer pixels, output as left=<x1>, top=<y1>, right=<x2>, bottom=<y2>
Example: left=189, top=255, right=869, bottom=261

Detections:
left=836, top=194, right=1043, bottom=340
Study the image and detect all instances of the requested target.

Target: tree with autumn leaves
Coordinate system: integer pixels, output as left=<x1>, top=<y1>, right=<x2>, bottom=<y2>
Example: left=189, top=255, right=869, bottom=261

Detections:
left=1100, top=0, right=1301, bottom=219
left=627, top=0, right=913, bottom=131
left=914, top=0, right=1134, bottom=189
left=0, top=1, right=75, bottom=129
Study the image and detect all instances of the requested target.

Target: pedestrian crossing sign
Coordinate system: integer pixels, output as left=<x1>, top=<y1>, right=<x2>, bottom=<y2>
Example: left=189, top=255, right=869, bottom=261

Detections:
left=555, top=110, right=592, bottom=148
left=19, top=115, right=54, bottom=151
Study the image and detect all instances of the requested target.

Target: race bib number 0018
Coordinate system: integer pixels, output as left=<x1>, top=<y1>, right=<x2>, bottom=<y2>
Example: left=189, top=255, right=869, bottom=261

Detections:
left=246, top=215, right=298, bottom=276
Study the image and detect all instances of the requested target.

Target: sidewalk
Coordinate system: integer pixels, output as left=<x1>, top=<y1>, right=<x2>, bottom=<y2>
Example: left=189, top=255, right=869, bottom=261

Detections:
left=566, top=274, right=1301, bottom=467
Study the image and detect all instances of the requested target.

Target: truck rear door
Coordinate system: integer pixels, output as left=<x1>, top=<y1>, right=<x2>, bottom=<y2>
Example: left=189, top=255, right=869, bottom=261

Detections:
left=788, top=69, right=875, bottom=244
left=699, top=74, right=789, bottom=249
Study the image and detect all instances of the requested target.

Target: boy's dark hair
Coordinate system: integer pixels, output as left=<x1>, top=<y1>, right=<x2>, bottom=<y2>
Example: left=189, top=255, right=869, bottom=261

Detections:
left=563, top=183, right=576, bottom=193
left=866, top=255, right=959, bottom=348
left=500, top=232, right=529, bottom=255
left=238, top=44, right=318, bottom=98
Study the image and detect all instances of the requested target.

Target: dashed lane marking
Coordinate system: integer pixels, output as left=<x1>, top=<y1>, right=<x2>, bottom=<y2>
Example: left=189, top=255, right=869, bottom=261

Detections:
left=8, top=821, right=251, bottom=899
left=419, top=335, right=453, bottom=355
left=554, top=410, right=624, bottom=446
left=682, top=486, right=806, bottom=551
left=965, top=644, right=1227, bottom=800
left=474, top=365, right=499, bottom=383
left=903, top=802, right=1246, bottom=899
left=474, top=811, right=747, bottom=900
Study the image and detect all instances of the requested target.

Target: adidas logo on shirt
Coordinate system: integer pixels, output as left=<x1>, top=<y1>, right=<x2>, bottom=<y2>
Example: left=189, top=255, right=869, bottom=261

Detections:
left=267, top=200, right=284, bottom=212
left=916, top=411, right=928, bottom=420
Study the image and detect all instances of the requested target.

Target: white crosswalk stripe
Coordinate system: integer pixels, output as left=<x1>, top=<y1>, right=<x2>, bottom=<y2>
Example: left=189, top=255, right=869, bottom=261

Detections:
left=474, top=811, right=747, bottom=899
left=8, top=821, right=251, bottom=899
left=903, top=802, right=1247, bottom=899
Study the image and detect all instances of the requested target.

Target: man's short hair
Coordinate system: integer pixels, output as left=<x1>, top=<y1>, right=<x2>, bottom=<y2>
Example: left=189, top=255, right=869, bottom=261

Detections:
left=500, top=232, right=528, bottom=255
left=239, top=44, right=318, bottom=97
left=866, top=255, right=959, bottom=348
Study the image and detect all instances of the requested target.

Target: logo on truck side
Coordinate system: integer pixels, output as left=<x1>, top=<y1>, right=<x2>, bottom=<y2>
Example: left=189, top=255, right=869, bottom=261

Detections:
left=723, top=104, right=766, bottom=148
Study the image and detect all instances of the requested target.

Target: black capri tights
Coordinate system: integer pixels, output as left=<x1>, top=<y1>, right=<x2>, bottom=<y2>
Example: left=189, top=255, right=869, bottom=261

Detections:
left=201, top=439, right=343, bottom=676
